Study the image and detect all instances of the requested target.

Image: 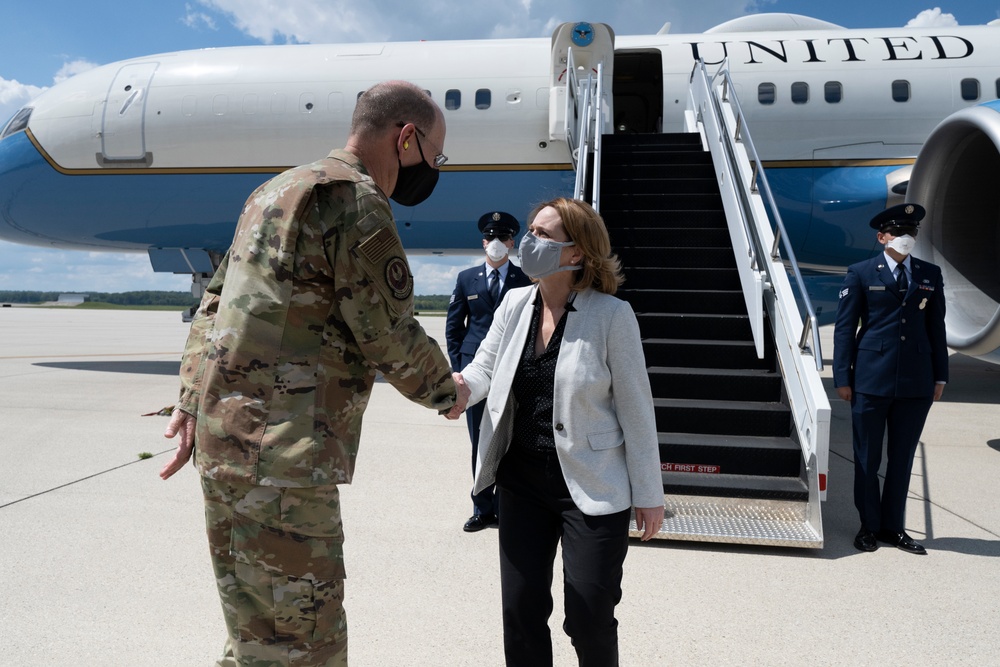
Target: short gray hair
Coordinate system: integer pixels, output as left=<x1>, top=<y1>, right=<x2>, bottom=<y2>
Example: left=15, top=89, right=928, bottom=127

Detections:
left=351, top=80, right=438, bottom=139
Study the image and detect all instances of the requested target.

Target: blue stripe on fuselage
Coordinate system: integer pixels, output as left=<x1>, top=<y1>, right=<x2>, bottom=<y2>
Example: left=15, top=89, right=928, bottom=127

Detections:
left=2, top=128, right=905, bottom=276
left=0, top=130, right=576, bottom=254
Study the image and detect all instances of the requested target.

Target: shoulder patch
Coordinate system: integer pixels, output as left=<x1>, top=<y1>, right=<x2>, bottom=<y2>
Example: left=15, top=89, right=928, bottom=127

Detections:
left=355, top=226, right=397, bottom=264
left=385, top=256, right=412, bottom=300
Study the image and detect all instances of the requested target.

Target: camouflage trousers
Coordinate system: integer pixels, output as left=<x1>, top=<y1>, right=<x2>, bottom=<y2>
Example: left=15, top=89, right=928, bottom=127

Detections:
left=201, top=477, right=348, bottom=666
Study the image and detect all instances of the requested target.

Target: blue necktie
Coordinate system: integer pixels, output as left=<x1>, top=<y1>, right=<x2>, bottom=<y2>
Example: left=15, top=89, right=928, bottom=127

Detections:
left=897, top=265, right=908, bottom=294
left=489, top=268, right=500, bottom=303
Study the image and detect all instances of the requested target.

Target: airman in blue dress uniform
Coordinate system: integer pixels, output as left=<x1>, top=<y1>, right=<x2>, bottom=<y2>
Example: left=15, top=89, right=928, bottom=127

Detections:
left=833, top=203, right=948, bottom=554
left=446, top=211, right=532, bottom=532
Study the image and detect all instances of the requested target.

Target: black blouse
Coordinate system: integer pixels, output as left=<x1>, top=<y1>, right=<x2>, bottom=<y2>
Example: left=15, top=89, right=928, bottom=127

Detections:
left=510, top=296, right=577, bottom=452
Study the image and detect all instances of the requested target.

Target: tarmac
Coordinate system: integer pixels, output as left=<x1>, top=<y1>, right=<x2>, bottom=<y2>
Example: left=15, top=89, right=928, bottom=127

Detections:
left=1, top=306, right=999, bottom=667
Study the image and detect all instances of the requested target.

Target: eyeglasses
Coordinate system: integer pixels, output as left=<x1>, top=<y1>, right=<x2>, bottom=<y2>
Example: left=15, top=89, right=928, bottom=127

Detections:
left=398, top=122, right=448, bottom=167
left=484, top=233, right=512, bottom=242
left=884, top=226, right=917, bottom=237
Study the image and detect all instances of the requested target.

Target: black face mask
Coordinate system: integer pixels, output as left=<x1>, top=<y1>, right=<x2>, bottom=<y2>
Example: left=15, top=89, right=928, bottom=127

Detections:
left=391, top=133, right=440, bottom=206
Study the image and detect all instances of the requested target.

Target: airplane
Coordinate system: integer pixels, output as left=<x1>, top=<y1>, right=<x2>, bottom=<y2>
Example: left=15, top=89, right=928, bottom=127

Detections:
left=1, top=12, right=1000, bottom=363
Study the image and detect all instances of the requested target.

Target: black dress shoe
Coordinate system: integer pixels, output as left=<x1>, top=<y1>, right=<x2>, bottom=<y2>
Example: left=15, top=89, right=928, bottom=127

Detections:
left=463, top=514, right=498, bottom=532
left=877, top=530, right=927, bottom=555
left=854, top=527, right=879, bottom=552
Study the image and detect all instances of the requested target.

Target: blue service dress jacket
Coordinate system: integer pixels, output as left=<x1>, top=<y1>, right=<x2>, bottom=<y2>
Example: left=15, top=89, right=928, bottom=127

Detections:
left=833, top=253, right=948, bottom=397
left=445, top=261, right=531, bottom=371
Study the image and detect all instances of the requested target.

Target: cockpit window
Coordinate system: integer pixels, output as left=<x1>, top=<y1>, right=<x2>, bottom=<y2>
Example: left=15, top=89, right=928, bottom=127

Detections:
left=1, top=107, right=32, bottom=139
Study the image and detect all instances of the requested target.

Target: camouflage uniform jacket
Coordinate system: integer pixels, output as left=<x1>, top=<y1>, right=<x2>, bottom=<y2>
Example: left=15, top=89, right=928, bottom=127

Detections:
left=177, top=149, right=457, bottom=487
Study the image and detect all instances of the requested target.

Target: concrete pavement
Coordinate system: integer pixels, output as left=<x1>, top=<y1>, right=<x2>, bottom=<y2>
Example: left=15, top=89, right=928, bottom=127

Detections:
left=1, top=306, right=998, bottom=666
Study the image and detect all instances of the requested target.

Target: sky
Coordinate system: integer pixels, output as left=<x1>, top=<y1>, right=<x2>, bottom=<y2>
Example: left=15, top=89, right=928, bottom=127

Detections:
left=2, top=1, right=999, bottom=295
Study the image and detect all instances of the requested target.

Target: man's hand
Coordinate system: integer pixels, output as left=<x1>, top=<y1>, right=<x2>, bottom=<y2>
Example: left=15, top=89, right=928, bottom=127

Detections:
left=444, top=372, right=471, bottom=420
left=933, top=383, right=945, bottom=401
left=836, top=386, right=852, bottom=402
left=160, top=410, right=196, bottom=480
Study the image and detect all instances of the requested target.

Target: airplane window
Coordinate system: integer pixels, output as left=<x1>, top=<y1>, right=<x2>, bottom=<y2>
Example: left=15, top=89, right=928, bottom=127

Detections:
left=758, top=83, right=776, bottom=105
left=476, top=89, right=491, bottom=110
left=791, top=82, right=809, bottom=104
left=243, top=94, right=258, bottom=115
left=300, top=93, right=315, bottom=113
left=961, top=78, right=980, bottom=101
left=213, top=95, right=228, bottom=116
left=892, top=80, right=910, bottom=103
left=824, top=82, right=842, bottom=103
left=446, top=89, right=461, bottom=111
left=996, top=79, right=1000, bottom=99
left=0, top=107, right=31, bottom=139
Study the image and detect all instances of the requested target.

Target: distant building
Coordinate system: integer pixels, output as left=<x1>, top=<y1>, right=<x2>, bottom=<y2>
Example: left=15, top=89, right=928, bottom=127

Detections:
left=57, top=293, right=89, bottom=304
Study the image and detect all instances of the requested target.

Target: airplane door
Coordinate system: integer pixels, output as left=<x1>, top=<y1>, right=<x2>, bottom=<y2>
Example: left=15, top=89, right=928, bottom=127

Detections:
left=611, top=50, right=663, bottom=134
left=101, top=62, right=158, bottom=163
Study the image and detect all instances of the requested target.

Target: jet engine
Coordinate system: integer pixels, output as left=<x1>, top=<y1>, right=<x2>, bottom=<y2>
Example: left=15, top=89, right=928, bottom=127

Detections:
left=908, top=101, right=1000, bottom=362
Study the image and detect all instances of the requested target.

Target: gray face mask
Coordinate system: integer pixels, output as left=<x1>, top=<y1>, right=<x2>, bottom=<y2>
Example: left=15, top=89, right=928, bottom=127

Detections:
left=517, top=232, right=580, bottom=279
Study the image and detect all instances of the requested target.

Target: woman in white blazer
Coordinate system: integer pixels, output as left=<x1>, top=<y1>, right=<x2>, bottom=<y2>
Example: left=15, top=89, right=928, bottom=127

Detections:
left=454, top=198, right=664, bottom=667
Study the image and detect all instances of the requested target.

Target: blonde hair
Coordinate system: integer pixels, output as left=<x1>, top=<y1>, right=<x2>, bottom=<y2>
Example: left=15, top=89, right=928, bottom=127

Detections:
left=527, top=198, right=624, bottom=294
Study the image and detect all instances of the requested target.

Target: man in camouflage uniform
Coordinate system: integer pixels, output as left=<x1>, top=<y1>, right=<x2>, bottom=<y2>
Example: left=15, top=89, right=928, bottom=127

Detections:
left=160, top=80, right=468, bottom=666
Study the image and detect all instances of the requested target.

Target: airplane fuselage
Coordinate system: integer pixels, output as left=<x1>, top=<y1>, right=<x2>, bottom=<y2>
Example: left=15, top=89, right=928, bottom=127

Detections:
left=2, top=17, right=1000, bottom=357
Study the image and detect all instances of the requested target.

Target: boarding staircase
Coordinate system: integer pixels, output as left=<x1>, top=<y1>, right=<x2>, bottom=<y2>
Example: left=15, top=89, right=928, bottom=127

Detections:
left=555, top=34, right=830, bottom=547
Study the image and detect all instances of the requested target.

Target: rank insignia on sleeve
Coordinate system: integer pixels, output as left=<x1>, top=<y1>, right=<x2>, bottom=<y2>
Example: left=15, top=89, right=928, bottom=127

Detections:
left=385, top=256, right=412, bottom=300
left=839, top=288, right=849, bottom=298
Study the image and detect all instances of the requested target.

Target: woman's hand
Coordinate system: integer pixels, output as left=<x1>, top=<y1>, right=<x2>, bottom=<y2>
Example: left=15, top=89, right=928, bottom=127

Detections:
left=634, top=506, right=665, bottom=541
left=444, top=372, right=470, bottom=420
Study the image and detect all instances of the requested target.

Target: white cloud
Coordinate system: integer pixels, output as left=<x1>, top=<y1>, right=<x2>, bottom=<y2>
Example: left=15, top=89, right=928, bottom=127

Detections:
left=412, top=256, right=482, bottom=295
left=0, top=77, right=45, bottom=126
left=198, top=0, right=385, bottom=44
left=194, top=0, right=757, bottom=45
left=53, top=59, right=99, bottom=84
left=183, top=3, right=218, bottom=30
left=906, top=8, right=959, bottom=28
left=0, top=242, right=192, bottom=293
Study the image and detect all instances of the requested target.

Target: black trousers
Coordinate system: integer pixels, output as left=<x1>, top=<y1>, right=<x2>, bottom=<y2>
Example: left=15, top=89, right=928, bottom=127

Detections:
left=496, top=446, right=630, bottom=667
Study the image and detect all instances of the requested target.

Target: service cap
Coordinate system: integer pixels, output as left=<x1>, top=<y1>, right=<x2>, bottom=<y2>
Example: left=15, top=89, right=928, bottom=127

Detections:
left=869, top=203, right=925, bottom=232
left=478, top=211, right=520, bottom=238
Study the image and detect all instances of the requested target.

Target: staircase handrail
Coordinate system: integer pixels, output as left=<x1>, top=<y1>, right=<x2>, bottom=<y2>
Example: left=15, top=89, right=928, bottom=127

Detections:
left=566, top=49, right=604, bottom=209
left=701, top=60, right=824, bottom=370
left=688, top=58, right=831, bottom=506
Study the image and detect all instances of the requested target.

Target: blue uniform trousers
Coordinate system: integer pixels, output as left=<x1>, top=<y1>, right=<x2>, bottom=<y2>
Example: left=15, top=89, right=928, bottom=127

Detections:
left=851, top=392, right=933, bottom=533
left=463, top=351, right=499, bottom=517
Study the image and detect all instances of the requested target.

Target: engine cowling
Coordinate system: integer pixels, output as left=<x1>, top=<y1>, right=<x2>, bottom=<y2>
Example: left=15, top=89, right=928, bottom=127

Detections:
left=908, top=101, right=1000, bottom=362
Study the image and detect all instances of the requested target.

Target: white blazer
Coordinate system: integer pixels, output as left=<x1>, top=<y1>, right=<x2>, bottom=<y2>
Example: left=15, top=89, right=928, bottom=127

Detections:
left=462, top=284, right=664, bottom=515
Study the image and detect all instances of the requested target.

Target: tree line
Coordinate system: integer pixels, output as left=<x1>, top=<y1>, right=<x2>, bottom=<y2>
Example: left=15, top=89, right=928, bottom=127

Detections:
left=2, top=290, right=454, bottom=311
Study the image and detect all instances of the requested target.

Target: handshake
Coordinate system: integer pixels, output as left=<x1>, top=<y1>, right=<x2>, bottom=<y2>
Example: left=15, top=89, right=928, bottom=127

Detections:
left=444, top=372, right=470, bottom=421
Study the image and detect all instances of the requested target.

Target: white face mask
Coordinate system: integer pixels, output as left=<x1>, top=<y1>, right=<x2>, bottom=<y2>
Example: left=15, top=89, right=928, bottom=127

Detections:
left=887, top=234, right=916, bottom=256
left=485, top=238, right=509, bottom=262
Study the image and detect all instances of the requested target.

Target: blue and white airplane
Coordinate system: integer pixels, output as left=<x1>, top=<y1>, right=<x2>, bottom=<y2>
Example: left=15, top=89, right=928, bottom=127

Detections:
left=2, top=13, right=999, bottom=360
